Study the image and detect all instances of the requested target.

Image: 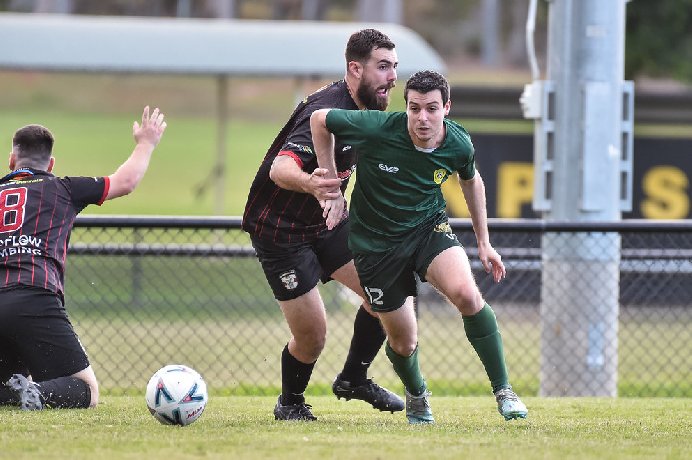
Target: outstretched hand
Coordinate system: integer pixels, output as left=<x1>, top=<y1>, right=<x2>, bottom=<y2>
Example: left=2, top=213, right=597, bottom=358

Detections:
left=133, top=106, right=167, bottom=147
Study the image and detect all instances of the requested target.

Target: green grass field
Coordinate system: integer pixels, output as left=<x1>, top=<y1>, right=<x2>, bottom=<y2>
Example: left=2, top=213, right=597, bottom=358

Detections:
left=1, top=396, right=689, bottom=460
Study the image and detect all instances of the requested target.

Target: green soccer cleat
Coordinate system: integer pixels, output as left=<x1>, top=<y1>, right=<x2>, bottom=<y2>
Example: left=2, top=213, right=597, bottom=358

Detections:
left=405, top=389, right=434, bottom=424
left=494, top=387, right=528, bottom=420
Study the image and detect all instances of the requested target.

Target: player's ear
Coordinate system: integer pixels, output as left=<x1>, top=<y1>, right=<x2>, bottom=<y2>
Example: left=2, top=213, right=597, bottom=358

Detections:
left=47, top=156, right=55, bottom=172
left=444, top=100, right=451, bottom=116
left=347, top=60, right=362, bottom=79
left=8, top=151, right=16, bottom=170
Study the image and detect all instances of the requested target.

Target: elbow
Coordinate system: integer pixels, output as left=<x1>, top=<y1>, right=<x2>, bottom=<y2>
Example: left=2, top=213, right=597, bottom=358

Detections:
left=268, top=164, right=282, bottom=186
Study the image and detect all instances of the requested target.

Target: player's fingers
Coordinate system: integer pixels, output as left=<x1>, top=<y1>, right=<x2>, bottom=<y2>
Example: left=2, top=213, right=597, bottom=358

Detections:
left=318, top=178, right=342, bottom=188
left=481, top=257, right=491, bottom=274
left=142, top=106, right=150, bottom=124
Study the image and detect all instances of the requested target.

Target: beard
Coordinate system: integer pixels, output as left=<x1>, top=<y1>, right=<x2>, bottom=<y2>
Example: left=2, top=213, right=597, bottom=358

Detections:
left=356, top=79, right=390, bottom=111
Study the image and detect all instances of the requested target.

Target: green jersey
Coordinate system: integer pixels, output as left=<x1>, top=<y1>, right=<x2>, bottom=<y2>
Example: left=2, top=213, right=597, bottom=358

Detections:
left=326, top=109, right=476, bottom=253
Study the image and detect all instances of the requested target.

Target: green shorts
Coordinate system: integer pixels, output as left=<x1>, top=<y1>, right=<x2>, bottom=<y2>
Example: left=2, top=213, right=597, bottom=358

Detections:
left=353, top=213, right=462, bottom=313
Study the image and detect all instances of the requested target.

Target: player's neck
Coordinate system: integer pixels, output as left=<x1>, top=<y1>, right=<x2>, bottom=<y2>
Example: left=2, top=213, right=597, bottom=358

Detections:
left=344, top=76, right=365, bottom=110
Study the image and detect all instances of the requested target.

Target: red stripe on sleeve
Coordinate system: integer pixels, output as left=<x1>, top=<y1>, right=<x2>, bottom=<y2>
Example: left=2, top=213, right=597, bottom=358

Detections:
left=277, top=150, right=304, bottom=169
left=97, top=176, right=110, bottom=205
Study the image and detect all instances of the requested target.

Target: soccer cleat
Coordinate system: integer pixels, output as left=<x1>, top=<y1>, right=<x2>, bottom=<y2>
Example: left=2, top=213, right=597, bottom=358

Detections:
left=405, top=389, right=434, bottom=424
left=494, top=386, right=528, bottom=420
left=6, top=374, right=44, bottom=411
left=273, top=395, right=317, bottom=421
left=332, top=374, right=404, bottom=413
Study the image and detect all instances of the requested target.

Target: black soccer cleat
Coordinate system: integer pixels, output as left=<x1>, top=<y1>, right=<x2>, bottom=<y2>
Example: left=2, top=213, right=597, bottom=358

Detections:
left=273, top=395, right=317, bottom=421
left=6, top=374, right=44, bottom=411
left=332, top=374, right=405, bottom=413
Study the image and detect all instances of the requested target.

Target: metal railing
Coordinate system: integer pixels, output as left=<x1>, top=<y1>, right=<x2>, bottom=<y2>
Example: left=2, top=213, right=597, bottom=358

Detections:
left=449, top=85, right=692, bottom=124
left=66, top=216, right=691, bottom=397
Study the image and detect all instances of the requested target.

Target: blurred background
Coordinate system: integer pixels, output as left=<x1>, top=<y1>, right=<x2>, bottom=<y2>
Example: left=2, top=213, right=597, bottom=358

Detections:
left=2, top=0, right=691, bottom=217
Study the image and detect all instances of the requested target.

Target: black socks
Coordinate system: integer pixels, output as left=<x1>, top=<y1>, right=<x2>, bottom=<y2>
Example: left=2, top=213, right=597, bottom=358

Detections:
left=280, top=344, right=315, bottom=406
left=339, top=306, right=387, bottom=386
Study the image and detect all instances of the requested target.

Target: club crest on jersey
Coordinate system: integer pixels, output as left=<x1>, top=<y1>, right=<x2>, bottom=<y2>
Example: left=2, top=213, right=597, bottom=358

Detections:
left=433, top=169, right=447, bottom=184
left=279, top=270, right=298, bottom=290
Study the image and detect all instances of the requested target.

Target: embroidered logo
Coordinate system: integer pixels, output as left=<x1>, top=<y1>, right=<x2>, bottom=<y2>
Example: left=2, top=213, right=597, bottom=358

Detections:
left=434, top=222, right=457, bottom=240
left=379, top=164, right=399, bottom=174
left=285, top=142, right=313, bottom=155
left=433, top=169, right=447, bottom=184
left=279, top=270, right=298, bottom=290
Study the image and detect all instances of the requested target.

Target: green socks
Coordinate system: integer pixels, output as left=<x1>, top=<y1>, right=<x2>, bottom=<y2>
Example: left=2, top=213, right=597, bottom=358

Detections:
left=385, top=342, right=427, bottom=396
left=462, top=303, right=510, bottom=392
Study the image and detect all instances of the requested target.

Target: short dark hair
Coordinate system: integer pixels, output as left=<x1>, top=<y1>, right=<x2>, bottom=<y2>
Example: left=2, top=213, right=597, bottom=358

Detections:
left=404, top=70, right=450, bottom=105
left=345, top=28, right=395, bottom=64
left=12, top=124, right=54, bottom=169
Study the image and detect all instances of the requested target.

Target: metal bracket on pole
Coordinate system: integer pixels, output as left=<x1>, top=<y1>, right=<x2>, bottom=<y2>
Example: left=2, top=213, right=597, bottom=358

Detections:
left=526, top=80, right=555, bottom=212
left=620, top=81, right=634, bottom=211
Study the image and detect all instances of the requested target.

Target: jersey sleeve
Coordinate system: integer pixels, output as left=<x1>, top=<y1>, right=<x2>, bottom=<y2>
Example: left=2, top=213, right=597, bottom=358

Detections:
left=457, top=149, right=476, bottom=180
left=325, top=109, right=389, bottom=145
left=278, top=110, right=316, bottom=169
left=451, top=122, right=477, bottom=181
left=63, top=176, right=110, bottom=208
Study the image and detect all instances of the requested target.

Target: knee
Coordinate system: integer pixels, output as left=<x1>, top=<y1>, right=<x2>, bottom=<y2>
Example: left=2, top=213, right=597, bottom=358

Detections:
left=88, top=381, right=99, bottom=408
left=448, top=288, right=484, bottom=315
left=73, top=370, right=99, bottom=408
left=77, top=376, right=99, bottom=408
left=292, top=330, right=327, bottom=362
left=387, top=337, right=417, bottom=357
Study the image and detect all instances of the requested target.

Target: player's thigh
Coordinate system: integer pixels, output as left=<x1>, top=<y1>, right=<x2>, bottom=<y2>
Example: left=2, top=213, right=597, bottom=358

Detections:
left=330, top=260, right=370, bottom=307
left=9, top=290, right=91, bottom=382
left=251, top=237, right=321, bottom=301
left=278, top=287, right=327, bottom=340
left=377, top=297, right=418, bottom=355
left=425, top=246, right=483, bottom=311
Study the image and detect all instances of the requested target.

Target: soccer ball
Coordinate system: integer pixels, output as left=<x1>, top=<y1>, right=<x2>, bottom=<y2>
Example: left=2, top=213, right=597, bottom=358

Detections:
left=145, top=364, right=208, bottom=426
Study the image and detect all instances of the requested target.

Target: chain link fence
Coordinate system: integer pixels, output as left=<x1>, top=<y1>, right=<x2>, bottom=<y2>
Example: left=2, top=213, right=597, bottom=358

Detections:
left=67, top=217, right=691, bottom=397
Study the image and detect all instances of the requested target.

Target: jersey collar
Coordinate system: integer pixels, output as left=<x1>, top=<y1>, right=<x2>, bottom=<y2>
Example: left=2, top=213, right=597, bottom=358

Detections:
left=1, top=168, right=51, bottom=183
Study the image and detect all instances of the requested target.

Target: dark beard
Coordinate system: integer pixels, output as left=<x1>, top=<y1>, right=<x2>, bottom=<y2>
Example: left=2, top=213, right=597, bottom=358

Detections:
left=357, top=83, right=388, bottom=111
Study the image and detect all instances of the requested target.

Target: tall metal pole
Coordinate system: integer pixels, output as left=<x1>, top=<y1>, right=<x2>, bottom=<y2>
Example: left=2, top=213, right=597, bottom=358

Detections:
left=215, top=76, right=228, bottom=215
left=537, top=0, right=631, bottom=396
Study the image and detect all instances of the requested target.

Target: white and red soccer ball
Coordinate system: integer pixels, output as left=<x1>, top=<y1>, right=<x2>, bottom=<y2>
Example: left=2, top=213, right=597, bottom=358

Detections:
left=145, top=364, right=208, bottom=426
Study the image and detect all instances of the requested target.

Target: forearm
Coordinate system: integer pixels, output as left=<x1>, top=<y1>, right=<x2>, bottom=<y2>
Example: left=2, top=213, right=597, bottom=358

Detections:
left=106, top=142, right=155, bottom=200
left=310, top=109, right=338, bottom=180
left=460, top=173, right=491, bottom=247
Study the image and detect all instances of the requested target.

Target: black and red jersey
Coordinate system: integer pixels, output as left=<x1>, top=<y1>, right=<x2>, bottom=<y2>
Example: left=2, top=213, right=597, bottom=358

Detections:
left=242, top=80, right=359, bottom=243
left=0, top=168, right=109, bottom=299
